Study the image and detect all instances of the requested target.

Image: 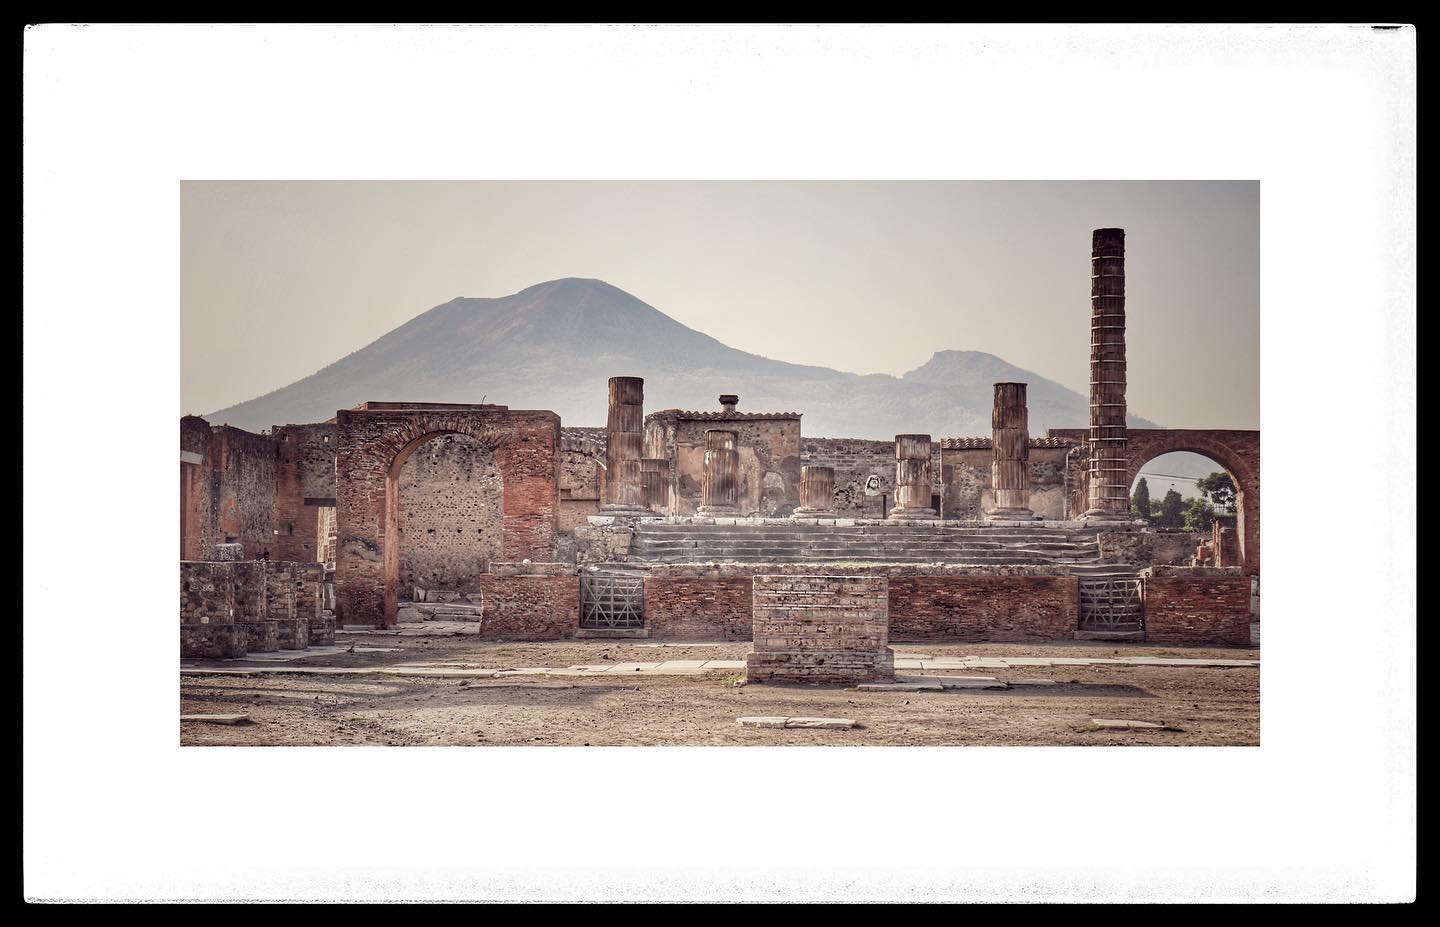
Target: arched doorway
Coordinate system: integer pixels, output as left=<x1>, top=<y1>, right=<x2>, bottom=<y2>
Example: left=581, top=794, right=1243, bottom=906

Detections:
left=334, top=404, right=561, bottom=628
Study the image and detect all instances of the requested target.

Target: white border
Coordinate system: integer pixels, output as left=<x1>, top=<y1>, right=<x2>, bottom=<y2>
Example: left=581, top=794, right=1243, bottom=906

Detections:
left=23, top=24, right=1415, bottom=902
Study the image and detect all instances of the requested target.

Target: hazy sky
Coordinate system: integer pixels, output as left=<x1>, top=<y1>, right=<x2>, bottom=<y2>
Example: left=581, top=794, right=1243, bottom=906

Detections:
left=182, top=180, right=1258, bottom=429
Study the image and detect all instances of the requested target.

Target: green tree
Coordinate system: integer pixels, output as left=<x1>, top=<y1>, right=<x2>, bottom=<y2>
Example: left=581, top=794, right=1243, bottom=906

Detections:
left=1131, top=478, right=1153, bottom=521
left=1183, top=495, right=1214, bottom=532
left=1157, top=488, right=1185, bottom=528
left=1195, top=471, right=1236, bottom=513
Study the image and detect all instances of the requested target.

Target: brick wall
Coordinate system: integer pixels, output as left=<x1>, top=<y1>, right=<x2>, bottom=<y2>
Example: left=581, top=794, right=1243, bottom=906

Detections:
left=746, top=574, right=893, bottom=683
left=208, top=426, right=279, bottom=559
left=270, top=422, right=336, bottom=563
left=395, top=433, right=504, bottom=591
left=644, top=574, right=753, bottom=640
left=1143, top=566, right=1251, bottom=645
left=887, top=575, right=1079, bottom=641
left=476, top=573, right=579, bottom=639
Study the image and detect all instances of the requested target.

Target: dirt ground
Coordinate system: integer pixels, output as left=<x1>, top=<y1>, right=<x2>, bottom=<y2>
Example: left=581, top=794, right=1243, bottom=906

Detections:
left=181, top=635, right=1259, bottom=747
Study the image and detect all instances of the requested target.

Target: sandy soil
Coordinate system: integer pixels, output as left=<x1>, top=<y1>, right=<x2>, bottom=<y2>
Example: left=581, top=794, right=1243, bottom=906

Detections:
left=181, top=636, right=1259, bottom=747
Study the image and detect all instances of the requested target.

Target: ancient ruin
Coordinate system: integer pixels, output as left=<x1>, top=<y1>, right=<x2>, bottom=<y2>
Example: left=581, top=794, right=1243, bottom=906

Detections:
left=179, top=228, right=1260, bottom=667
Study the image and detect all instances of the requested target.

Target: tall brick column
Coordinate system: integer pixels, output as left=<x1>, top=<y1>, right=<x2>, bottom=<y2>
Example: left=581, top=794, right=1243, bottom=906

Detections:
left=698, top=429, right=740, bottom=515
left=602, top=376, right=647, bottom=514
left=889, top=434, right=937, bottom=520
left=988, top=382, right=1035, bottom=520
left=1086, top=228, right=1130, bottom=520
left=792, top=465, right=837, bottom=518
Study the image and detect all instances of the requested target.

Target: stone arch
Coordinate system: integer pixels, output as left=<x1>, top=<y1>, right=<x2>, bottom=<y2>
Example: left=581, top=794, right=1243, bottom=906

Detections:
left=1122, top=430, right=1260, bottom=575
left=334, top=405, right=560, bottom=627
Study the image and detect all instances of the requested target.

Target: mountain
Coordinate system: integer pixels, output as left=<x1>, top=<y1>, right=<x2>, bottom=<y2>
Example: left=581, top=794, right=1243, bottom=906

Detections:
left=205, top=278, right=1158, bottom=439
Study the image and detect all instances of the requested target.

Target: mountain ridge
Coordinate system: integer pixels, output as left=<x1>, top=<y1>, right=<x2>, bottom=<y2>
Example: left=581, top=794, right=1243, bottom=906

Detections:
left=204, top=277, right=1159, bottom=439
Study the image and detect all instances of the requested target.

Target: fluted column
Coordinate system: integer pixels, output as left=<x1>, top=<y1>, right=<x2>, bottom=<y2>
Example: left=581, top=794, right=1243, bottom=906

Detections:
left=792, top=465, right=837, bottom=518
left=889, top=434, right=937, bottom=520
left=1086, top=228, right=1130, bottom=519
left=698, top=429, right=740, bottom=515
left=602, top=376, right=647, bottom=513
left=987, top=382, right=1035, bottom=520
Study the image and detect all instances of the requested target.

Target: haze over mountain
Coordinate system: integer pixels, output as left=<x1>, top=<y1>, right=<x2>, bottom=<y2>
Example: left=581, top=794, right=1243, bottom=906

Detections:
left=205, top=278, right=1159, bottom=440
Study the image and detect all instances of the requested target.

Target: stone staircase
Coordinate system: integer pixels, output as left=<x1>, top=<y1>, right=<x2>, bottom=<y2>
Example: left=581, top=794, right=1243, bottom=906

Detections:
left=628, top=522, right=1105, bottom=567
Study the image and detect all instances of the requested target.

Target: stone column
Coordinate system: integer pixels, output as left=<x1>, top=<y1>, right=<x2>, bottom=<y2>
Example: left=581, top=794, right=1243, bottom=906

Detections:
left=889, top=434, right=937, bottom=520
left=698, top=429, right=740, bottom=515
left=987, top=382, right=1035, bottom=520
left=640, top=457, right=669, bottom=513
left=602, top=376, right=647, bottom=514
left=792, top=465, right=837, bottom=518
left=1086, top=228, right=1130, bottom=519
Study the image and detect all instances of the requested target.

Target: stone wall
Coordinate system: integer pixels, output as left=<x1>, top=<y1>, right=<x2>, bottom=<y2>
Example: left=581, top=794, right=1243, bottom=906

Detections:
left=644, top=573, right=753, bottom=640
left=180, top=416, right=214, bottom=560
left=1142, top=566, right=1252, bottom=645
left=395, top=433, right=505, bottom=592
left=746, top=574, right=893, bottom=684
left=180, top=560, right=328, bottom=657
left=800, top=438, right=894, bottom=517
left=887, top=574, right=1080, bottom=641
left=1098, top=528, right=1205, bottom=565
left=940, top=439, right=1075, bottom=520
left=207, top=425, right=280, bottom=560
left=558, top=427, right=607, bottom=529
left=647, top=412, right=802, bottom=517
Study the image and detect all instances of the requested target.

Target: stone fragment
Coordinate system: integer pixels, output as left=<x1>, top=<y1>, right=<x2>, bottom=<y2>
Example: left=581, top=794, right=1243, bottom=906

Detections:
left=181, top=714, right=250, bottom=725
left=783, top=717, right=856, bottom=729
left=737, top=716, right=788, bottom=728
left=1090, top=718, right=1168, bottom=730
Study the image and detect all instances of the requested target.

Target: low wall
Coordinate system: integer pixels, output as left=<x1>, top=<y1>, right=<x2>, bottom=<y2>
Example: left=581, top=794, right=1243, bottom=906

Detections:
left=746, top=574, right=893, bottom=684
left=1142, top=566, right=1251, bottom=646
left=476, top=572, right=579, bottom=640
left=644, top=574, right=753, bottom=640
left=180, top=560, right=327, bottom=658
left=887, top=575, right=1079, bottom=641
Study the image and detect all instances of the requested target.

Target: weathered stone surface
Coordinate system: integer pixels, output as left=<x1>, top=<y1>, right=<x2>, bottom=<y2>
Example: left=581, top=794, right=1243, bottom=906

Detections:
left=1090, top=718, right=1167, bottom=730
left=181, top=714, right=251, bottom=725
left=737, top=716, right=788, bottom=728
left=180, top=624, right=247, bottom=659
left=746, top=574, right=893, bottom=684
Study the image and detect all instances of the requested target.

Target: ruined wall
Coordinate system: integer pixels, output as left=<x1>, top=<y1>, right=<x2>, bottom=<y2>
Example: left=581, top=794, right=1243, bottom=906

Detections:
left=1098, top=528, right=1205, bottom=566
left=180, top=560, right=327, bottom=658
left=395, top=433, right=504, bottom=592
left=316, top=505, right=337, bottom=565
left=207, top=425, right=279, bottom=559
left=745, top=575, right=893, bottom=683
left=181, top=416, right=213, bottom=560
left=647, top=413, right=801, bottom=517
left=940, top=438, right=1075, bottom=520
left=558, top=427, right=607, bottom=531
left=644, top=573, right=753, bottom=640
left=476, top=571, right=579, bottom=640
left=887, top=575, right=1079, bottom=641
left=1143, top=566, right=1251, bottom=645
left=333, top=404, right=560, bottom=627
left=800, top=438, right=894, bottom=517
left=270, top=422, right=337, bottom=563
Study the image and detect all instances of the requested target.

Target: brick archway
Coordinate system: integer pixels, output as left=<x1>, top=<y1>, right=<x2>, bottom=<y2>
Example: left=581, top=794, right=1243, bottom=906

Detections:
left=1048, top=428, right=1260, bottom=575
left=334, top=404, right=560, bottom=627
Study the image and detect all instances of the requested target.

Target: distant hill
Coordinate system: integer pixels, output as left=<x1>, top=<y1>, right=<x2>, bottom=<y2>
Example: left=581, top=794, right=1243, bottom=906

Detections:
left=205, top=277, right=1158, bottom=439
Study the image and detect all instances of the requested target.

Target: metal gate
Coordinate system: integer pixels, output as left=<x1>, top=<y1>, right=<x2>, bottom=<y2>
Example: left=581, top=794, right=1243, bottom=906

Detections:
left=1078, top=577, right=1145, bottom=631
left=580, top=572, right=645, bottom=629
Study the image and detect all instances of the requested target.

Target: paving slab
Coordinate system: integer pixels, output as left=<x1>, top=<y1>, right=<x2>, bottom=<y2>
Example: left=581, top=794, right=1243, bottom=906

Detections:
left=857, top=682, right=944, bottom=692
left=784, top=717, right=856, bottom=729
left=1089, top=718, right=1170, bottom=730
left=1010, top=678, right=1060, bottom=686
left=904, top=675, right=1008, bottom=690
left=738, top=716, right=788, bottom=728
left=181, top=714, right=250, bottom=725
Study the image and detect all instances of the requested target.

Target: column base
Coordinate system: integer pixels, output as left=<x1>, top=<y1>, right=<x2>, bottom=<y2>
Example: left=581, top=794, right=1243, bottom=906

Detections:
left=986, top=508, right=1038, bottom=521
left=791, top=507, right=838, bottom=519
left=887, top=507, right=938, bottom=521
left=1083, top=509, right=1135, bottom=523
left=696, top=505, right=740, bottom=516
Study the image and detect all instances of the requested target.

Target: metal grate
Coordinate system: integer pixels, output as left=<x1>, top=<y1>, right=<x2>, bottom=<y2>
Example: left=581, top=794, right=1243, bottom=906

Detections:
left=1078, top=577, right=1145, bottom=630
left=580, top=572, right=645, bottom=629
